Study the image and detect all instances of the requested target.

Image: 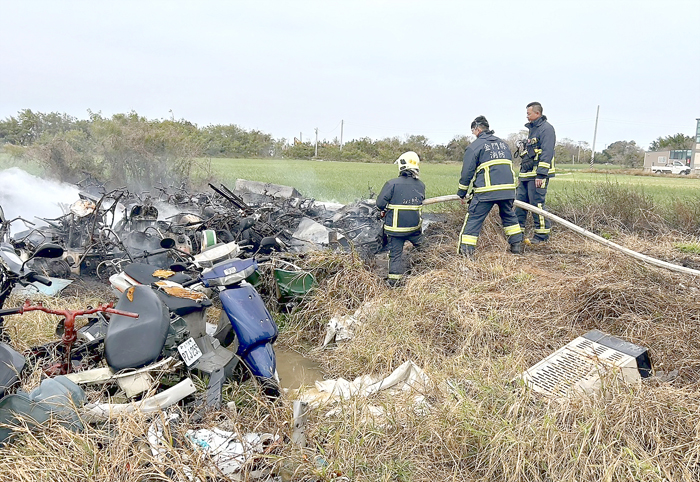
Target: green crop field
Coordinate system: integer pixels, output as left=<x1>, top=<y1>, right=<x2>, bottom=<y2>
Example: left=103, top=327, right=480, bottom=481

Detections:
left=208, top=158, right=463, bottom=204
left=557, top=163, right=625, bottom=171
left=208, top=158, right=700, bottom=206
left=551, top=170, right=700, bottom=202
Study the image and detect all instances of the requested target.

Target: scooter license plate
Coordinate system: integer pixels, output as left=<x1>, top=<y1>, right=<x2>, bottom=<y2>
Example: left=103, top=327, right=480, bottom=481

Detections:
left=177, top=337, right=203, bottom=367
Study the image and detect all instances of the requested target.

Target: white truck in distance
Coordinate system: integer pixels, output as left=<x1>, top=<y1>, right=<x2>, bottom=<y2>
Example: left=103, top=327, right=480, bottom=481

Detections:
left=652, top=160, right=690, bottom=175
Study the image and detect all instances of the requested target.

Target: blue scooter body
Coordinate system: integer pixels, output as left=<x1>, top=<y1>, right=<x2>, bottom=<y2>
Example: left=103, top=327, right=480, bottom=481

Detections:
left=202, top=259, right=278, bottom=380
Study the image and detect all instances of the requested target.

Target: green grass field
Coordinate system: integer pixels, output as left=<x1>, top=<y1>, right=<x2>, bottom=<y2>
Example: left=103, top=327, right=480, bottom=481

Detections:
left=557, top=163, right=625, bottom=170
left=552, top=170, right=700, bottom=202
left=208, top=158, right=463, bottom=203
left=208, top=158, right=700, bottom=205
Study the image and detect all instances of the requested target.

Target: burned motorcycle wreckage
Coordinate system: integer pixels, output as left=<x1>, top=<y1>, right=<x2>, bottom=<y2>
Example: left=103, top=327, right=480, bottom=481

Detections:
left=8, top=179, right=387, bottom=284
left=0, top=178, right=396, bottom=419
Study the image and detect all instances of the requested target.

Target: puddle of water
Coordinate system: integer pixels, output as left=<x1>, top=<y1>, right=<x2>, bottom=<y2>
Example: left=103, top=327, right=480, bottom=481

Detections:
left=275, top=347, right=324, bottom=390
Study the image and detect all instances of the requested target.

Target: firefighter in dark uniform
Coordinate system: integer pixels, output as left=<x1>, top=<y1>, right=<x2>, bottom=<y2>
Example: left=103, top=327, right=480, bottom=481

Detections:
left=515, top=101, right=556, bottom=245
left=457, top=116, right=523, bottom=257
left=376, top=151, right=425, bottom=287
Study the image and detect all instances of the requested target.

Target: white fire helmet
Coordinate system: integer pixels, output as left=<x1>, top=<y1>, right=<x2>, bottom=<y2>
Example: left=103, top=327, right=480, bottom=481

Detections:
left=395, top=151, right=420, bottom=173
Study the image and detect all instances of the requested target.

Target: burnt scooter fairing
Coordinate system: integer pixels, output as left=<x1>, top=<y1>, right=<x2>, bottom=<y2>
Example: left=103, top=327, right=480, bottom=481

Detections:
left=201, top=259, right=278, bottom=381
left=0, top=241, right=64, bottom=398
left=0, top=241, right=64, bottom=318
left=0, top=343, right=25, bottom=398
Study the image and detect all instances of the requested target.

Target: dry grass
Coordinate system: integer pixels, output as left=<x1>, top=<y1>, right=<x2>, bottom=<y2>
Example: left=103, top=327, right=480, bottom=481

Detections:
left=3, top=208, right=700, bottom=480
left=276, top=211, right=700, bottom=481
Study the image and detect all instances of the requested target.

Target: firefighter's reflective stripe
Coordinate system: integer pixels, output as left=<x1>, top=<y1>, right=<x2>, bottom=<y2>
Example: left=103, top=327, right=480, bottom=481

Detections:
left=533, top=148, right=557, bottom=174
left=504, top=224, right=522, bottom=236
left=535, top=203, right=549, bottom=233
left=385, top=203, right=422, bottom=233
left=519, top=170, right=538, bottom=178
left=458, top=183, right=471, bottom=190
left=457, top=211, right=470, bottom=253
left=477, top=159, right=511, bottom=172
left=472, top=159, right=516, bottom=193
left=388, top=273, right=402, bottom=280
left=476, top=183, right=516, bottom=193
left=460, top=234, right=478, bottom=246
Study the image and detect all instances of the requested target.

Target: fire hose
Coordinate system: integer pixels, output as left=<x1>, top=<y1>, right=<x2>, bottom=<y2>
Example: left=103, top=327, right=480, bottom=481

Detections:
left=423, top=194, right=700, bottom=277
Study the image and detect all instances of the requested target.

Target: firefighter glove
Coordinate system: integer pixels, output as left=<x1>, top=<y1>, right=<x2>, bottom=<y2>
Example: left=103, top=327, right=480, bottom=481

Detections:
left=520, top=159, right=534, bottom=172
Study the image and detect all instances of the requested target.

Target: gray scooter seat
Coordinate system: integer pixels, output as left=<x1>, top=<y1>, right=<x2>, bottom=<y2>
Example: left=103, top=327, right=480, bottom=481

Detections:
left=105, top=285, right=170, bottom=371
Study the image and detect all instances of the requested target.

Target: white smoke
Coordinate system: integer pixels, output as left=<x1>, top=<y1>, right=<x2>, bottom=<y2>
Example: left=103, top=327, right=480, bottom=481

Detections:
left=0, top=167, right=80, bottom=225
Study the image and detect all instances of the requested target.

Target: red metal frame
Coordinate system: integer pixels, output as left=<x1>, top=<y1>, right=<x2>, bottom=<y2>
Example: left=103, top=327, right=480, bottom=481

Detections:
left=15, top=299, right=138, bottom=375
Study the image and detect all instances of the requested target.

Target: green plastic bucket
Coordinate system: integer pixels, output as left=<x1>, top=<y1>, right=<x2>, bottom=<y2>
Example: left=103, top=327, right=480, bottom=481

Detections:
left=273, top=269, right=317, bottom=301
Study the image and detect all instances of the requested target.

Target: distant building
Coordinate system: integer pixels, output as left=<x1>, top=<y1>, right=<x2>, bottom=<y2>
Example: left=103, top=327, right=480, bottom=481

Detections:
left=643, top=119, right=700, bottom=173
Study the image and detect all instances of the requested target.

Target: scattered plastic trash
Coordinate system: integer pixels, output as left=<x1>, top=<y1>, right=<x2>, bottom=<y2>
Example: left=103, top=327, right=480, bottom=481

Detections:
left=81, top=378, right=196, bottom=422
left=323, top=302, right=379, bottom=346
left=291, top=400, right=309, bottom=448
left=294, top=360, right=432, bottom=410
left=323, top=314, right=361, bottom=346
left=147, top=411, right=181, bottom=461
left=185, top=428, right=279, bottom=476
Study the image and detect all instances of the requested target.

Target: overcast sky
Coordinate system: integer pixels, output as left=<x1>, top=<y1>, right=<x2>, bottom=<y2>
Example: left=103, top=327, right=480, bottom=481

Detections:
left=2, top=0, right=699, bottom=152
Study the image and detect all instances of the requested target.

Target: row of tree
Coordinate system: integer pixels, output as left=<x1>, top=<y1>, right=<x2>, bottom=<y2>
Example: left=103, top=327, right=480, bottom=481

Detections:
left=1, top=109, right=694, bottom=185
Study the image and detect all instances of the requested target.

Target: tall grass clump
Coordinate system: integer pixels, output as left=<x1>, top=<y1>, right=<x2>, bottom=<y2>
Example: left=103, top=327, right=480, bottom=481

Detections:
left=550, top=180, right=664, bottom=235
left=550, top=179, right=700, bottom=237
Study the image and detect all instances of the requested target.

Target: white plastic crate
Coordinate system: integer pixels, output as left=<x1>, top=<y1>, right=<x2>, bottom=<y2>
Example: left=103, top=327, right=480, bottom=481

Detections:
left=520, top=330, right=649, bottom=398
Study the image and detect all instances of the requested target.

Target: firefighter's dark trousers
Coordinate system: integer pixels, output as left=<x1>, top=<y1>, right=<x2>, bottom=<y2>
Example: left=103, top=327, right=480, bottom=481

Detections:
left=459, top=198, right=523, bottom=250
left=515, top=178, right=551, bottom=241
left=387, top=230, right=423, bottom=281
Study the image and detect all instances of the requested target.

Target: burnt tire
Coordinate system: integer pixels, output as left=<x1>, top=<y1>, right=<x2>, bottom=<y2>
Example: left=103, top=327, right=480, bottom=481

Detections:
left=257, top=376, right=281, bottom=400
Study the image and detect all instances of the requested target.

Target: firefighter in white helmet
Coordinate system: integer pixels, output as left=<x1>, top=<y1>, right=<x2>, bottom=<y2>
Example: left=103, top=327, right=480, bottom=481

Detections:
left=376, top=151, right=425, bottom=287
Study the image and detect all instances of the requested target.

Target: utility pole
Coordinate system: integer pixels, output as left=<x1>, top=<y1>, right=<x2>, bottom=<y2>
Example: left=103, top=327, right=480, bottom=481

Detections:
left=590, top=105, right=600, bottom=167
left=577, top=143, right=581, bottom=164
left=314, top=127, right=318, bottom=157
left=340, top=119, right=344, bottom=151
left=300, top=132, right=302, bottom=144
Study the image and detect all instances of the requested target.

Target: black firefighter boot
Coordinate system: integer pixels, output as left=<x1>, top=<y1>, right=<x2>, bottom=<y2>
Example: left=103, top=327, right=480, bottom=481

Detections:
left=510, top=241, right=523, bottom=254
left=459, top=244, right=476, bottom=258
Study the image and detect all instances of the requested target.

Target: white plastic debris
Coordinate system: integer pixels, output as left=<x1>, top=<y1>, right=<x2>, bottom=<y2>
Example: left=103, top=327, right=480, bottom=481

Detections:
left=361, top=360, right=431, bottom=396
left=185, top=428, right=278, bottom=476
left=323, top=314, right=360, bottom=346
left=322, top=302, right=379, bottom=346
left=81, top=378, right=196, bottom=422
left=295, top=360, right=431, bottom=409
